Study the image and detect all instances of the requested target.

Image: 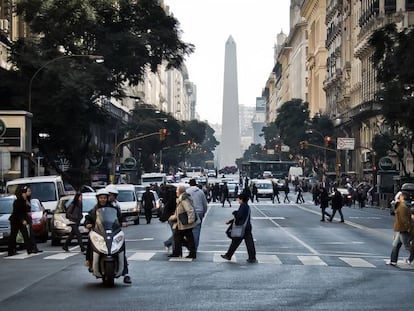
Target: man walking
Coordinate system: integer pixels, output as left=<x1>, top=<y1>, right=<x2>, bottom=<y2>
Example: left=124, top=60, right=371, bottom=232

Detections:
left=186, top=179, right=208, bottom=251
left=142, top=187, right=156, bottom=224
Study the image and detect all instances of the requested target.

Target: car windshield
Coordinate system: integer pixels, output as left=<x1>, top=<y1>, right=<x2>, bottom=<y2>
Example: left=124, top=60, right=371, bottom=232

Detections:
left=27, top=182, right=57, bottom=202
left=0, top=198, right=14, bottom=214
left=117, top=190, right=135, bottom=202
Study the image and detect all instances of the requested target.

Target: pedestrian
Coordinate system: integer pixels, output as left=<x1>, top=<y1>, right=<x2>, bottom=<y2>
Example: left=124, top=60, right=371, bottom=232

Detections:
left=62, top=192, right=86, bottom=253
left=7, top=185, right=40, bottom=256
left=168, top=185, right=198, bottom=258
left=233, top=184, right=239, bottom=200
left=295, top=183, right=305, bottom=204
left=252, top=183, right=259, bottom=202
left=159, top=185, right=177, bottom=253
left=186, top=179, right=208, bottom=252
left=142, top=186, right=156, bottom=224
left=387, top=192, right=413, bottom=266
left=221, top=182, right=231, bottom=207
left=221, top=193, right=257, bottom=263
left=329, top=188, right=344, bottom=222
left=283, top=181, right=290, bottom=203
left=272, top=181, right=280, bottom=204
left=319, top=187, right=331, bottom=221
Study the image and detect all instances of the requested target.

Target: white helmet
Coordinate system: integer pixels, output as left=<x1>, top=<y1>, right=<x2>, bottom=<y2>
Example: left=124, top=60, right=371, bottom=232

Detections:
left=96, top=188, right=109, bottom=197
left=105, top=184, right=119, bottom=195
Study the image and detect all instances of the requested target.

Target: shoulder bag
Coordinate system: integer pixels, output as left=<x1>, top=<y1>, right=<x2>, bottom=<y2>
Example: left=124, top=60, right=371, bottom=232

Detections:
left=230, top=209, right=250, bottom=238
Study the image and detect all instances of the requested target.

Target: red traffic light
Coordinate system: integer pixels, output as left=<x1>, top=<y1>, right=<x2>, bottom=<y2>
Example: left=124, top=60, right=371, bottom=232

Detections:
left=159, top=128, right=168, bottom=141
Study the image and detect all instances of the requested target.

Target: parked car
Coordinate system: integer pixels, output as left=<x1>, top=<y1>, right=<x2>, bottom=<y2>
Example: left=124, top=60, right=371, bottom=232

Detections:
left=50, top=193, right=97, bottom=246
left=0, top=195, right=14, bottom=246
left=30, top=198, right=49, bottom=242
left=0, top=195, right=48, bottom=246
left=207, top=170, right=217, bottom=178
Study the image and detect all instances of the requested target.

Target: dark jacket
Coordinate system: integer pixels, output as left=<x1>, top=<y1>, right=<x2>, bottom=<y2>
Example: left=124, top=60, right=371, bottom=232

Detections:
left=320, top=189, right=330, bottom=208
left=331, top=190, right=343, bottom=210
left=9, top=198, right=31, bottom=224
left=233, top=202, right=252, bottom=231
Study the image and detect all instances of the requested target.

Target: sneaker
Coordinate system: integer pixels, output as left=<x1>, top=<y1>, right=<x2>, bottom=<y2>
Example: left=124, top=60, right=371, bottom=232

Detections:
left=405, top=259, right=412, bottom=265
left=62, top=245, right=69, bottom=252
left=123, top=275, right=132, bottom=284
left=386, top=261, right=397, bottom=266
left=220, top=254, right=231, bottom=260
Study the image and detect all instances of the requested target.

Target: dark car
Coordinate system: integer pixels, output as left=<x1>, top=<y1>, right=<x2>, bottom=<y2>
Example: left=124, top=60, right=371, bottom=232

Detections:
left=390, top=183, right=414, bottom=215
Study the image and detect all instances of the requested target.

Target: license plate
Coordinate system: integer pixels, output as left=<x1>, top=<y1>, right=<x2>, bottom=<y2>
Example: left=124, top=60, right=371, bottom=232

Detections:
left=0, top=232, right=3, bottom=239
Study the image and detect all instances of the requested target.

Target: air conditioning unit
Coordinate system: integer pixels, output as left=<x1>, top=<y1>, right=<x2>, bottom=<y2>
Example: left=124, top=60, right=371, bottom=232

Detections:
left=0, top=19, right=9, bottom=32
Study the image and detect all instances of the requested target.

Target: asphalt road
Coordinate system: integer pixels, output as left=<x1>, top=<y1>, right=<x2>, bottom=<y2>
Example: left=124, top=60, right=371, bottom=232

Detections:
left=0, top=191, right=413, bottom=311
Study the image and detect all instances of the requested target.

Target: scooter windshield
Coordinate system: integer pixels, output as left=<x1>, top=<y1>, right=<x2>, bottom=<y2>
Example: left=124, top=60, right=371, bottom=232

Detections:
left=94, top=207, right=121, bottom=235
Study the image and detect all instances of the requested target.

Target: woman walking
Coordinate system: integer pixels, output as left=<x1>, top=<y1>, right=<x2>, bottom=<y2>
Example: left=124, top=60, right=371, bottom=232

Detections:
left=221, top=193, right=257, bottom=263
left=8, top=185, right=38, bottom=256
left=63, top=192, right=86, bottom=252
left=319, top=187, right=331, bottom=221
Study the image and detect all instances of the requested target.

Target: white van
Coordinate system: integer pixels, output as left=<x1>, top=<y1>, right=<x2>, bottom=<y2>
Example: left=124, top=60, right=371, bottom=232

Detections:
left=288, top=167, right=303, bottom=182
left=113, top=184, right=140, bottom=225
left=141, top=173, right=166, bottom=187
left=6, top=175, right=66, bottom=212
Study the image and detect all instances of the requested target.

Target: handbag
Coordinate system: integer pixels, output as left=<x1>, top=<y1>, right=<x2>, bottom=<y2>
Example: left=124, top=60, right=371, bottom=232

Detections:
left=16, top=224, right=30, bottom=244
left=178, top=212, right=189, bottom=225
left=230, top=209, right=250, bottom=238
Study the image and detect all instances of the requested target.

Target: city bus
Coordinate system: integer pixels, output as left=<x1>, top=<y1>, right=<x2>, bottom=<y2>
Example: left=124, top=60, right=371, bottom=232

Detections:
left=185, top=166, right=204, bottom=178
left=242, top=160, right=299, bottom=179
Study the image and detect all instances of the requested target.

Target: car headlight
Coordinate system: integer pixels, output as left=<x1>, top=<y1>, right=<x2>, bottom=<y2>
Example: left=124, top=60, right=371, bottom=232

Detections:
left=53, top=220, right=69, bottom=229
left=111, top=231, right=125, bottom=253
left=90, top=231, right=108, bottom=254
left=129, top=207, right=138, bottom=212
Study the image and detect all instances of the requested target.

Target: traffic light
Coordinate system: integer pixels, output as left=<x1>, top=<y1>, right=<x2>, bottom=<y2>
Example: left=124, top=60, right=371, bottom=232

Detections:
left=159, top=128, right=167, bottom=141
left=324, top=136, right=331, bottom=147
left=187, top=140, right=191, bottom=145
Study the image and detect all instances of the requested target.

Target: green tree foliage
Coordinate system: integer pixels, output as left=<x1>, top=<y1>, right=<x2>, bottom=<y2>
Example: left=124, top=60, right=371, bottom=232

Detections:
left=274, top=99, right=309, bottom=153
left=369, top=23, right=414, bottom=130
left=0, top=0, right=193, bottom=188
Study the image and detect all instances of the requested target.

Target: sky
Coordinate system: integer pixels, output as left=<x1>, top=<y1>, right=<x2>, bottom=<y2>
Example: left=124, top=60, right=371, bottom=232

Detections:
left=164, top=0, right=291, bottom=125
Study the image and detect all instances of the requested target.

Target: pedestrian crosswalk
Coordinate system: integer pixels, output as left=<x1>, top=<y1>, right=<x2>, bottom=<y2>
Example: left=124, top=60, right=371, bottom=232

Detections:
left=1, top=250, right=408, bottom=269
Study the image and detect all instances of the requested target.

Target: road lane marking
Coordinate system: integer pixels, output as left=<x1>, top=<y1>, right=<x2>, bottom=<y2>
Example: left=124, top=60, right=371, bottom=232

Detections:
left=340, top=257, right=376, bottom=268
left=251, top=205, right=320, bottom=255
left=213, top=253, right=237, bottom=263
left=252, top=217, right=286, bottom=220
left=256, top=254, right=282, bottom=264
left=168, top=257, right=193, bottom=262
left=44, top=252, right=79, bottom=260
left=298, top=255, right=327, bottom=266
left=128, top=252, right=156, bottom=261
left=4, top=252, right=39, bottom=259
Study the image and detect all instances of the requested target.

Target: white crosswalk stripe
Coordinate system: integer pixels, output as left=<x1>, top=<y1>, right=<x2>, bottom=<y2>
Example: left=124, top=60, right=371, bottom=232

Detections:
left=44, top=252, right=79, bottom=260
left=340, top=257, right=376, bottom=268
left=256, top=254, right=282, bottom=264
left=298, top=255, right=328, bottom=266
left=128, top=252, right=156, bottom=261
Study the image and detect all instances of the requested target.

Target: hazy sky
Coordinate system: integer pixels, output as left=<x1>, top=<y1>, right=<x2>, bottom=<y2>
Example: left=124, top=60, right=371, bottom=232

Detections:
left=165, top=0, right=291, bottom=125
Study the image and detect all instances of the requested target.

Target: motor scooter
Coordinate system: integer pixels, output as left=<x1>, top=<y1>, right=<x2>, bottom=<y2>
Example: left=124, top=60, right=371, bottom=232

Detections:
left=88, top=207, right=125, bottom=286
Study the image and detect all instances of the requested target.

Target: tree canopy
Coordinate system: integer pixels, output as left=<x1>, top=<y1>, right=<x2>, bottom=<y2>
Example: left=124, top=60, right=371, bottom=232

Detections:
left=0, top=0, right=194, bottom=188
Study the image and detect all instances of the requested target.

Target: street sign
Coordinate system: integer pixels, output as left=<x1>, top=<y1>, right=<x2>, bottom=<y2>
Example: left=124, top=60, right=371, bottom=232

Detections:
left=337, top=137, right=355, bottom=150
left=379, top=156, right=394, bottom=170
left=123, top=157, right=137, bottom=169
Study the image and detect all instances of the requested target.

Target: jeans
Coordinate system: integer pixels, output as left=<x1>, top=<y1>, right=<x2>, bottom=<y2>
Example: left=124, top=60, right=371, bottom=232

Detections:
left=192, top=219, right=202, bottom=251
left=390, top=231, right=412, bottom=263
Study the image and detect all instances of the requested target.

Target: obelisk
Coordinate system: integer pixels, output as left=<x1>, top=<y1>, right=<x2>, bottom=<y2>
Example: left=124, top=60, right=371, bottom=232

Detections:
left=220, top=35, right=241, bottom=168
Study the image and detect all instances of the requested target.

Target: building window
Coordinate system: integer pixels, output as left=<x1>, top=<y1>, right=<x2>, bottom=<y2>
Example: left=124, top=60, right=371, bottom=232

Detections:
left=384, top=0, right=396, bottom=13
left=407, top=0, right=414, bottom=10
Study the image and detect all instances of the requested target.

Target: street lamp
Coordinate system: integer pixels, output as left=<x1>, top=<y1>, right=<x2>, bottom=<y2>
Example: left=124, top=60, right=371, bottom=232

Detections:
left=28, top=54, right=104, bottom=112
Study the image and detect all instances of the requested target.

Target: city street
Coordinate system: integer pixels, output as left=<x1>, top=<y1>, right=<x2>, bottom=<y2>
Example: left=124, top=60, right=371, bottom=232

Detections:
left=0, top=191, right=413, bottom=311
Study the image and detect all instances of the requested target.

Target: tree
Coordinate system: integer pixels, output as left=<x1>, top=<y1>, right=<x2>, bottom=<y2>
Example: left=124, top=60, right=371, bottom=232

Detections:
left=274, top=99, right=309, bottom=154
left=0, top=0, right=193, bottom=188
left=370, top=23, right=414, bottom=175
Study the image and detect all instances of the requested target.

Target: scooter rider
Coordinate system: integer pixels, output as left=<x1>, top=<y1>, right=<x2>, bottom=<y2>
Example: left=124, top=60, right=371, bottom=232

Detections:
left=105, top=185, right=131, bottom=284
left=84, top=188, right=131, bottom=284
